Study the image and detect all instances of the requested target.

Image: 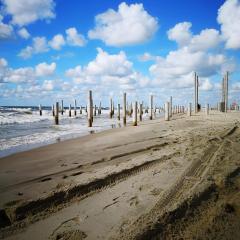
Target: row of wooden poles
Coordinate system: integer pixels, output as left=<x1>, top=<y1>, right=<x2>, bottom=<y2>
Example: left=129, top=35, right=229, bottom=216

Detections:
left=38, top=92, right=194, bottom=126
left=37, top=71, right=232, bottom=127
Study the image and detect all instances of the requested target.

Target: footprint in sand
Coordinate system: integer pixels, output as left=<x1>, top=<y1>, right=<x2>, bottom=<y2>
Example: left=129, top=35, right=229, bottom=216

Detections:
left=128, top=196, right=139, bottom=206
left=49, top=217, right=87, bottom=240
left=150, top=187, right=163, bottom=196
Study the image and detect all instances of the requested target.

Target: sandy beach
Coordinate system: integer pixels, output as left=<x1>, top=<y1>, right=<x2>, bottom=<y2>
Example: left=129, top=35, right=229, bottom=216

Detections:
left=0, top=111, right=240, bottom=240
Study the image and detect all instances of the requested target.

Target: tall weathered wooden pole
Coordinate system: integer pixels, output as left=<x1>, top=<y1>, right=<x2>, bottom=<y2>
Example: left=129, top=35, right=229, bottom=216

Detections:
left=149, top=95, right=153, bottom=120
left=123, top=92, right=127, bottom=126
left=55, top=102, right=59, bottom=125
left=99, top=101, right=102, bottom=115
left=164, top=102, right=170, bottom=121
left=74, top=99, right=77, bottom=116
left=110, top=98, right=113, bottom=118
left=194, top=72, right=199, bottom=113
left=139, top=103, right=143, bottom=121
left=225, top=72, right=229, bottom=112
left=39, top=104, right=42, bottom=116
left=206, top=103, right=209, bottom=115
left=52, top=104, right=55, bottom=116
left=112, top=101, right=115, bottom=116
left=88, top=90, right=93, bottom=127
left=188, top=103, right=192, bottom=116
left=94, top=105, right=97, bottom=116
left=169, top=96, right=172, bottom=117
left=133, top=101, right=138, bottom=126
left=117, top=104, right=120, bottom=120
left=69, top=104, right=71, bottom=117
left=61, top=100, right=64, bottom=115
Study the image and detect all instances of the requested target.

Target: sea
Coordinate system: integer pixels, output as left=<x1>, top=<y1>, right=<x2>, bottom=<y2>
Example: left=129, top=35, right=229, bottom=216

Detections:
left=0, top=106, right=161, bottom=158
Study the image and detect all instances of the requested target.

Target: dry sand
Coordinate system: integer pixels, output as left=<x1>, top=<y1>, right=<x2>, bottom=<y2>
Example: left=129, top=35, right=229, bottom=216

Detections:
left=0, top=111, right=240, bottom=239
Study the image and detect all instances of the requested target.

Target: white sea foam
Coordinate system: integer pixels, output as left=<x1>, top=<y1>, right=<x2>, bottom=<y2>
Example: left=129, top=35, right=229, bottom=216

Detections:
left=0, top=107, right=162, bottom=157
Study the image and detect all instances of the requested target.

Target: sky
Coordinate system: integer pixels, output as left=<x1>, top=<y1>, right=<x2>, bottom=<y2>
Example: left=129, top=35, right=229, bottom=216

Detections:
left=0, top=0, right=240, bottom=107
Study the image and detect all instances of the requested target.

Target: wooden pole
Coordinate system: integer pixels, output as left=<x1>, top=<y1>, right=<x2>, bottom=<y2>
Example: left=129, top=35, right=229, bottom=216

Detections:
left=99, top=101, right=102, bottom=115
left=69, top=104, right=71, bottom=117
left=61, top=100, right=64, bottom=115
left=133, top=101, right=138, bottom=126
left=74, top=99, right=77, bottom=116
left=52, top=104, right=55, bottom=116
left=112, top=101, right=114, bottom=115
left=130, top=102, right=133, bottom=117
left=117, top=103, right=120, bottom=120
left=94, top=105, right=97, bottom=116
left=88, top=90, right=93, bottom=127
left=188, top=103, right=192, bottom=116
left=80, top=106, right=82, bottom=114
left=123, top=92, right=127, bottom=126
left=55, top=102, right=59, bottom=125
left=149, top=95, right=153, bottom=120
left=39, top=104, right=42, bottom=116
left=206, top=103, right=209, bottom=115
left=110, top=98, right=113, bottom=118
left=170, top=96, right=172, bottom=117
left=164, top=102, right=170, bottom=121
left=225, top=71, right=229, bottom=112
left=139, top=103, right=143, bottom=121
left=194, top=72, right=198, bottom=113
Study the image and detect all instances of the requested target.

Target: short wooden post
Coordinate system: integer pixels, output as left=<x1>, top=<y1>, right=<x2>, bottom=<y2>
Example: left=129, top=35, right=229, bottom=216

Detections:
left=206, top=103, right=209, bottom=115
left=117, top=104, right=120, bottom=120
left=69, top=104, right=71, bottom=117
left=55, top=102, right=59, bottom=125
left=52, top=104, right=55, bottom=116
left=123, top=92, right=127, bottom=126
left=61, top=100, right=64, bottom=115
left=188, top=103, right=192, bottom=116
left=130, top=102, right=133, bottom=117
left=74, top=99, right=77, bottom=116
left=149, top=95, right=153, bottom=120
left=94, top=105, right=97, bottom=116
left=112, top=101, right=115, bottom=115
left=170, top=96, right=172, bottom=117
left=88, top=90, right=93, bottom=127
left=39, top=104, right=42, bottom=116
left=164, top=102, right=170, bottom=121
left=133, top=101, right=138, bottom=126
left=139, top=103, right=143, bottom=121
left=98, top=102, right=101, bottom=115
left=110, top=98, right=113, bottom=118
left=80, top=106, right=82, bottom=114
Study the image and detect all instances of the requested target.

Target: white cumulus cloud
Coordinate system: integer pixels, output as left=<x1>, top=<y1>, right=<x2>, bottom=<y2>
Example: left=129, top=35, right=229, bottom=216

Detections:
left=17, top=27, right=30, bottom=39
left=0, top=14, right=13, bottom=39
left=168, top=22, right=221, bottom=51
left=167, top=22, right=192, bottom=47
left=35, top=62, right=56, bottom=77
left=65, top=48, right=147, bottom=90
left=18, top=36, right=49, bottom=59
left=2, top=0, right=55, bottom=26
left=88, top=2, right=158, bottom=46
left=66, top=27, right=86, bottom=46
left=217, top=0, right=240, bottom=49
left=48, top=34, right=65, bottom=50
left=42, top=80, right=55, bottom=91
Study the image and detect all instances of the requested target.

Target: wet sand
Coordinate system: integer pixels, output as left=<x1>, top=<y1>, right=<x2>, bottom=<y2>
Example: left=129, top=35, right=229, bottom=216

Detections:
left=0, top=111, right=240, bottom=239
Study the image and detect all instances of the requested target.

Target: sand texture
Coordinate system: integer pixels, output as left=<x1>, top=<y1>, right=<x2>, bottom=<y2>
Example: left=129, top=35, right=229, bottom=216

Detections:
left=0, top=111, right=240, bottom=239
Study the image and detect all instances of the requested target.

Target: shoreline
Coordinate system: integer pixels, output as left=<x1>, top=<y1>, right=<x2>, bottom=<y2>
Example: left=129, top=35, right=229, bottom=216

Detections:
left=0, top=111, right=240, bottom=239
left=0, top=108, right=164, bottom=159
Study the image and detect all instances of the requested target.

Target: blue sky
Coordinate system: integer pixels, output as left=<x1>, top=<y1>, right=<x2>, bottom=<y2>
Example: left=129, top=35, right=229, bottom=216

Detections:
left=0, top=0, right=240, bottom=107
